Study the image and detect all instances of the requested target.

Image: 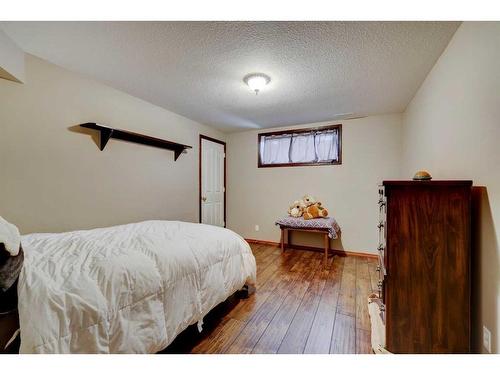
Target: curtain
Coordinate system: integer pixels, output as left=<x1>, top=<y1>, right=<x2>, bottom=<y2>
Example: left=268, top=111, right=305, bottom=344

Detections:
left=260, top=129, right=339, bottom=165
left=315, top=129, right=338, bottom=162
left=290, top=132, right=317, bottom=163
left=260, top=134, right=292, bottom=164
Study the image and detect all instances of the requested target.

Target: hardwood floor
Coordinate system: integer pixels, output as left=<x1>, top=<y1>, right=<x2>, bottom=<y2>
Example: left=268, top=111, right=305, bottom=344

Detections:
left=162, top=244, right=378, bottom=354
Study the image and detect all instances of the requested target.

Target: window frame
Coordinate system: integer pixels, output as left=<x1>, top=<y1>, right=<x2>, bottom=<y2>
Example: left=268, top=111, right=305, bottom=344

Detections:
left=257, top=124, right=342, bottom=168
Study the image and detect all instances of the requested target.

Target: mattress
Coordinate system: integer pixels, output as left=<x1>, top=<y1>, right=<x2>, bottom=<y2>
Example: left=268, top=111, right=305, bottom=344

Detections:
left=17, top=220, right=256, bottom=353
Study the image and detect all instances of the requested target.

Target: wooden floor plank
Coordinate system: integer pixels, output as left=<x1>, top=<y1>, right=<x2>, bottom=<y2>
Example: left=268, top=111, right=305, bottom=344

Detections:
left=336, top=256, right=356, bottom=317
left=227, top=250, right=305, bottom=322
left=303, top=256, right=344, bottom=354
left=355, top=257, right=372, bottom=331
left=330, top=313, right=356, bottom=354
left=250, top=244, right=268, bottom=260
left=277, top=256, right=333, bottom=353
left=257, top=250, right=292, bottom=285
left=255, top=247, right=281, bottom=275
left=252, top=254, right=322, bottom=353
left=168, top=244, right=374, bottom=355
left=356, top=257, right=370, bottom=279
left=191, top=317, right=245, bottom=354
left=356, top=328, right=372, bottom=354
left=225, top=252, right=313, bottom=353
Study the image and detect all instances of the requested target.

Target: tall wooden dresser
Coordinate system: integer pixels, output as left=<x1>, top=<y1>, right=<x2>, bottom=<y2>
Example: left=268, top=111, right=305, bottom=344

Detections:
left=377, top=180, right=472, bottom=353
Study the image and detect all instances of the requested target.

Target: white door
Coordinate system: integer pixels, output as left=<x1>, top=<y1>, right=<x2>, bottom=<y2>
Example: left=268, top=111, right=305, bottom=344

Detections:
left=201, top=137, right=225, bottom=227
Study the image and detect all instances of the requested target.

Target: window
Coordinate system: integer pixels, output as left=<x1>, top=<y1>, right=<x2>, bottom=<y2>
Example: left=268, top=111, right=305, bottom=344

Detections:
left=258, top=124, right=342, bottom=167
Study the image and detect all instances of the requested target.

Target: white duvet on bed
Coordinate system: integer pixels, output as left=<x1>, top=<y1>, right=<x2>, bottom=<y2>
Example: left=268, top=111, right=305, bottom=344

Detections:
left=17, top=220, right=256, bottom=353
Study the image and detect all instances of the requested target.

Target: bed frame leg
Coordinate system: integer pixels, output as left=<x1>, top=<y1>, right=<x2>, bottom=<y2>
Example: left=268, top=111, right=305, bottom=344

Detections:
left=238, top=284, right=256, bottom=299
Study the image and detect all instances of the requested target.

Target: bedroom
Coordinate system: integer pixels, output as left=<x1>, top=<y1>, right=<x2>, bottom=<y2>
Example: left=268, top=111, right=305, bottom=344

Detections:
left=1, top=0, right=499, bottom=371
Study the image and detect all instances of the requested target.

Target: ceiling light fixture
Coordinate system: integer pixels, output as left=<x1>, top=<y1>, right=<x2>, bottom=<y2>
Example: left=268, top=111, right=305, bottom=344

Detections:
left=243, top=73, right=271, bottom=95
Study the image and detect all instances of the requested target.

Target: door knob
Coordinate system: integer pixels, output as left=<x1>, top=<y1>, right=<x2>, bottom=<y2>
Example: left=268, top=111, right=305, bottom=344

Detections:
left=201, top=196, right=207, bottom=202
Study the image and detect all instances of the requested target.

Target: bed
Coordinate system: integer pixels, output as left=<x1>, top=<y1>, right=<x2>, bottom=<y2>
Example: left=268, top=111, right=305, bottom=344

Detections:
left=14, top=220, right=256, bottom=353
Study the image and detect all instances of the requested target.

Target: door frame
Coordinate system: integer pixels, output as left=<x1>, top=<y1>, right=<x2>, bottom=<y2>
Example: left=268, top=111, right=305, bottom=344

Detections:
left=199, top=134, right=227, bottom=227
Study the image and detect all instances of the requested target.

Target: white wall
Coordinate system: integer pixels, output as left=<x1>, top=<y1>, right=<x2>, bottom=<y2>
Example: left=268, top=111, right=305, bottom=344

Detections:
left=402, top=22, right=500, bottom=353
left=227, top=114, right=402, bottom=254
left=0, top=55, right=224, bottom=234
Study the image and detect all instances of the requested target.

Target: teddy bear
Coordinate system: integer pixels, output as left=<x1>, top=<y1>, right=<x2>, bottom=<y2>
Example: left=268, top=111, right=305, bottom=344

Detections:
left=288, top=200, right=305, bottom=218
left=300, top=195, right=329, bottom=219
left=303, top=202, right=329, bottom=220
left=301, top=195, right=317, bottom=208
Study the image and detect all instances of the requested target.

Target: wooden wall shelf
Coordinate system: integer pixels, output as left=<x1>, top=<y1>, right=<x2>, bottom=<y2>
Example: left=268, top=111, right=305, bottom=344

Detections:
left=79, top=123, right=192, bottom=161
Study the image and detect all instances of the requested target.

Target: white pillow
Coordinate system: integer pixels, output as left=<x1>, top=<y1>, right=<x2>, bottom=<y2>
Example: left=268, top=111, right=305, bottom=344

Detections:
left=0, top=216, right=20, bottom=256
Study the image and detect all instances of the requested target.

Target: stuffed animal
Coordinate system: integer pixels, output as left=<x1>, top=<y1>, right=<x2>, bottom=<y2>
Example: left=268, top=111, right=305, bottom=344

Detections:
left=303, top=202, right=329, bottom=220
left=288, top=200, right=305, bottom=218
left=301, top=195, right=317, bottom=207
left=287, top=195, right=330, bottom=219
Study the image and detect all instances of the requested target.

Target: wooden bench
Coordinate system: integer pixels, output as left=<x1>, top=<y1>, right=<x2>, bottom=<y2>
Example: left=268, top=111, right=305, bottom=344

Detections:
left=278, top=225, right=331, bottom=265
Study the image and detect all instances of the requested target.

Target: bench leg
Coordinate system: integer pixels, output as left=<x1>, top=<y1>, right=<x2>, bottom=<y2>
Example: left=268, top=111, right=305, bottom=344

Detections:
left=324, top=233, right=329, bottom=266
left=280, top=228, right=285, bottom=252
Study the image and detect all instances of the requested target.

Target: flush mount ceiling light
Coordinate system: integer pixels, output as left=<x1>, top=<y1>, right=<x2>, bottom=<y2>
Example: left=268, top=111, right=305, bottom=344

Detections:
left=243, top=73, right=271, bottom=95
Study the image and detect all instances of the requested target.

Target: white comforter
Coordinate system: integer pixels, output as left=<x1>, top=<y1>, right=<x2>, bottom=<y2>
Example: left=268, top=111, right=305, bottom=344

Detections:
left=17, top=220, right=256, bottom=353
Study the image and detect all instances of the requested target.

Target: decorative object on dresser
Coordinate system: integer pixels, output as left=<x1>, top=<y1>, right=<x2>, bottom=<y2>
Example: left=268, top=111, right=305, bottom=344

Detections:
left=371, top=180, right=472, bottom=354
left=413, top=170, right=432, bottom=180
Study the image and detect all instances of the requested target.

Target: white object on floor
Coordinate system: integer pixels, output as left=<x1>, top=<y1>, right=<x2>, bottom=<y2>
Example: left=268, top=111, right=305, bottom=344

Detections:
left=18, top=220, right=256, bottom=353
left=4, top=328, right=20, bottom=350
left=0, top=216, right=20, bottom=256
left=368, top=294, right=392, bottom=354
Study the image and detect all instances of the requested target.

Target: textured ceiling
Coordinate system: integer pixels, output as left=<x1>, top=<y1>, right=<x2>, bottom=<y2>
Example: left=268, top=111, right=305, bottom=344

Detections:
left=0, top=21, right=459, bottom=132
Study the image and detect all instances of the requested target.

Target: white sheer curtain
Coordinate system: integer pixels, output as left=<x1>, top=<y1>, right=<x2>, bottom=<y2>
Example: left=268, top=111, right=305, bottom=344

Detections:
left=260, top=128, right=339, bottom=165
left=290, top=132, right=316, bottom=163
left=315, top=129, right=338, bottom=162
left=260, top=134, right=292, bottom=164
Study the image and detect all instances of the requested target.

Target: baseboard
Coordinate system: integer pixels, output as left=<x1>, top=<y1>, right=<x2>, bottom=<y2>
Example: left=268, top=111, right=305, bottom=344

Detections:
left=245, top=238, right=377, bottom=259
left=245, top=238, right=279, bottom=247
